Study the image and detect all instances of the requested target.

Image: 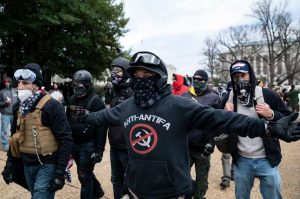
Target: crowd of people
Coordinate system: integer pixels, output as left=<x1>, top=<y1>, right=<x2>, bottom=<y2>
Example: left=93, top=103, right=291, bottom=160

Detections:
left=0, top=51, right=300, bottom=199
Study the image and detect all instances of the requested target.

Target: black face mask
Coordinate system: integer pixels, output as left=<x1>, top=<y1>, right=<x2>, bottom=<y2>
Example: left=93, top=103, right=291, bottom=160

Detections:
left=234, top=79, right=252, bottom=106
left=193, top=81, right=207, bottom=95
left=74, top=85, right=88, bottom=98
left=131, top=77, right=161, bottom=108
left=111, top=72, right=130, bottom=89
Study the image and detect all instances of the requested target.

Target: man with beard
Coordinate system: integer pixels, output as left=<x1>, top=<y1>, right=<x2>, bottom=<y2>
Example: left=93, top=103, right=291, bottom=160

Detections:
left=223, top=60, right=292, bottom=199
left=67, top=70, right=106, bottom=199
left=85, top=52, right=300, bottom=199
left=182, top=69, right=221, bottom=199
left=108, top=57, right=134, bottom=199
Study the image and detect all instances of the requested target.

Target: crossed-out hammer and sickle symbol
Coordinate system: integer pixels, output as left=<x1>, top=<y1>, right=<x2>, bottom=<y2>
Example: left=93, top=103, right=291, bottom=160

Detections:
left=133, top=129, right=151, bottom=148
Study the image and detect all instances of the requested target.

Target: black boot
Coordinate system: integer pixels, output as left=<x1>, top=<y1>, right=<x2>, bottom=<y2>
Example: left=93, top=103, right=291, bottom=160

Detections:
left=220, top=176, right=230, bottom=190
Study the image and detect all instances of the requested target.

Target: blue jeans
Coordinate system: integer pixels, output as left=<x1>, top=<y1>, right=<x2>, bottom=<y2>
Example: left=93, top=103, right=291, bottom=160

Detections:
left=110, top=147, right=129, bottom=199
left=24, top=164, right=56, bottom=199
left=1, top=114, right=13, bottom=150
left=234, top=156, right=282, bottom=199
left=73, top=141, right=103, bottom=199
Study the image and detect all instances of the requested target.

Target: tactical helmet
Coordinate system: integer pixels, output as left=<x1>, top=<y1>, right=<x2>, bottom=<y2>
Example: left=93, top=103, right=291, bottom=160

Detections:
left=111, top=57, right=130, bottom=78
left=73, top=70, right=93, bottom=85
left=127, top=51, right=168, bottom=86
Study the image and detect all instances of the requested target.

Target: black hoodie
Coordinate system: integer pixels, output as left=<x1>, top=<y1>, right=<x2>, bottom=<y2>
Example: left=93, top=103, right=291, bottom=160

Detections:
left=86, top=85, right=268, bottom=199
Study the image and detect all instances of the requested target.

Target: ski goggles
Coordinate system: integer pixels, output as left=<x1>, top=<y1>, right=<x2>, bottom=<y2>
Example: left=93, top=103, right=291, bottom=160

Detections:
left=130, top=52, right=161, bottom=66
left=14, top=69, right=36, bottom=82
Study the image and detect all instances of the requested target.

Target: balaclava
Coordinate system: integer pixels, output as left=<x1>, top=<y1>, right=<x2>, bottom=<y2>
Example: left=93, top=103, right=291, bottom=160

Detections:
left=193, top=69, right=208, bottom=95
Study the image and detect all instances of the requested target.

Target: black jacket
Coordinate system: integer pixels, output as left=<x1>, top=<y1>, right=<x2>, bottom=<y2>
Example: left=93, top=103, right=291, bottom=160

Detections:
left=67, top=92, right=107, bottom=152
left=182, top=88, right=221, bottom=152
left=108, top=86, right=134, bottom=149
left=222, top=61, right=292, bottom=167
left=86, top=86, right=267, bottom=199
left=9, top=93, right=73, bottom=176
left=222, top=88, right=291, bottom=166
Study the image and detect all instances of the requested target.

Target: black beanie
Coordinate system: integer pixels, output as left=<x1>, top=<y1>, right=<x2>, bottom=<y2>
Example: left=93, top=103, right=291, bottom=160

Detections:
left=23, top=63, right=43, bottom=87
left=193, top=69, right=208, bottom=81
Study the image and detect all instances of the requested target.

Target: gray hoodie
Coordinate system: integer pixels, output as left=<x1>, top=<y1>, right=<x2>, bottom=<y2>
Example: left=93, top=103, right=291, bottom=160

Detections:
left=0, top=87, right=18, bottom=115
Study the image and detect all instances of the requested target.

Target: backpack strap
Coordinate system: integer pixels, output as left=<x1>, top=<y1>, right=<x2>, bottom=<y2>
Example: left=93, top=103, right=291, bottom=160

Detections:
left=227, top=86, right=265, bottom=105
left=254, top=86, right=265, bottom=104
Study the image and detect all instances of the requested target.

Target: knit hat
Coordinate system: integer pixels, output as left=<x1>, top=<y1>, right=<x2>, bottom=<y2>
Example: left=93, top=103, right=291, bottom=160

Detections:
left=193, top=69, right=208, bottom=82
left=23, top=63, right=43, bottom=87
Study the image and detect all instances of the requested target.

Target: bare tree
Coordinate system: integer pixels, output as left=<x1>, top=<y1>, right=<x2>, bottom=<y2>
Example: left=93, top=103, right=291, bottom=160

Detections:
left=202, top=37, right=219, bottom=79
left=275, top=12, right=300, bottom=85
left=250, top=0, right=293, bottom=87
left=217, top=24, right=262, bottom=63
left=213, top=24, right=262, bottom=82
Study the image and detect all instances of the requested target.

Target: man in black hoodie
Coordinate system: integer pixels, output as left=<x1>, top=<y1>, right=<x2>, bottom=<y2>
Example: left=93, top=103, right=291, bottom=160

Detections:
left=182, top=69, right=221, bottom=199
left=222, top=60, right=292, bottom=199
left=85, top=51, right=300, bottom=199
left=2, top=63, right=73, bottom=198
left=67, top=70, right=106, bottom=199
left=108, top=57, right=134, bottom=199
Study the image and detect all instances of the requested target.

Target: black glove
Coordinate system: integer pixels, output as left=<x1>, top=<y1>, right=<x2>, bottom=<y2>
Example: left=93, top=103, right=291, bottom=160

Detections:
left=49, top=175, right=65, bottom=192
left=90, top=152, right=103, bottom=164
left=265, top=112, right=300, bottom=142
left=202, top=143, right=214, bottom=157
left=1, top=163, right=13, bottom=185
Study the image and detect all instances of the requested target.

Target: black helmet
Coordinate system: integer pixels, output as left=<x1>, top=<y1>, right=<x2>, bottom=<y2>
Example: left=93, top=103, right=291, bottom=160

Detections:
left=111, top=57, right=130, bottom=71
left=73, top=70, right=92, bottom=85
left=111, top=57, right=130, bottom=78
left=127, top=51, right=168, bottom=85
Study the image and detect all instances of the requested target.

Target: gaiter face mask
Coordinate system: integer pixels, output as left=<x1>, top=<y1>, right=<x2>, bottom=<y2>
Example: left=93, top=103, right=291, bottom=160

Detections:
left=74, top=85, right=88, bottom=98
left=193, top=81, right=207, bottom=95
left=234, top=79, right=252, bottom=106
left=131, top=77, right=161, bottom=108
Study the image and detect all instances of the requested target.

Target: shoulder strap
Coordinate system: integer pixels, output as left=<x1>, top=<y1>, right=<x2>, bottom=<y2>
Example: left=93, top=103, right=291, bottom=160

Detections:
left=228, top=90, right=234, bottom=104
left=227, top=86, right=265, bottom=104
left=254, top=86, right=265, bottom=104
left=36, top=94, right=52, bottom=109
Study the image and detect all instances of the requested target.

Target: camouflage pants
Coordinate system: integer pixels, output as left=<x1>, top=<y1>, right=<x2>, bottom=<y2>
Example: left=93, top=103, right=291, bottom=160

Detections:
left=190, top=151, right=210, bottom=199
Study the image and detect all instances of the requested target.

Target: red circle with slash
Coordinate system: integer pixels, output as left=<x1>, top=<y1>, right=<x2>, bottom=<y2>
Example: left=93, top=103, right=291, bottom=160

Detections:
left=129, top=123, right=158, bottom=155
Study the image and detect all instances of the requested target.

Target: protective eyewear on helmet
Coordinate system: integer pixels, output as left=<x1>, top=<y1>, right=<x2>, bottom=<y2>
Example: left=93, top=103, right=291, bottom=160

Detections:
left=130, top=52, right=161, bottom=66
left=14, top=69, right=36, bottom=82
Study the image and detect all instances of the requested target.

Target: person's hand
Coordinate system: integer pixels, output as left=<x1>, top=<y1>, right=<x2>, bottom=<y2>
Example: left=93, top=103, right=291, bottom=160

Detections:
left=90, top=152, right=102, bottom=164
left=49, top=175, right=65, bottom=192
left=202, top=143, right=214, bottom=157
left=256, top=103, right=273, bottom=119
left=1, top=163, right=13, bottom=185
left=265, top=112, right=300, bottom=142
left=225, top=102, right=234, bottom=112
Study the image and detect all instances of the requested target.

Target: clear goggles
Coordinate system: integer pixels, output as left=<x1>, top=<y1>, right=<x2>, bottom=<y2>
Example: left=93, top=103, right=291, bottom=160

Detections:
left=14, top=69, right=36, bottom=82
left=130, top=52, right=161, bottom=66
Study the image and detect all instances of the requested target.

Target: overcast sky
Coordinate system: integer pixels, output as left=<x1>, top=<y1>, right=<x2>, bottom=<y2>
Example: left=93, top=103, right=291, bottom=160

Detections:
left=119, top=0, right=300, bottom=76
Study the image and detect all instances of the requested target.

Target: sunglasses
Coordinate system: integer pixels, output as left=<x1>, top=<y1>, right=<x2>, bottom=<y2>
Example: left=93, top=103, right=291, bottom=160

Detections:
left=193, top=77, right=205, bottom=82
